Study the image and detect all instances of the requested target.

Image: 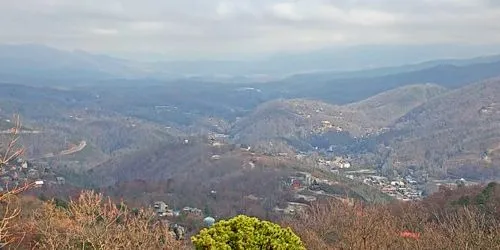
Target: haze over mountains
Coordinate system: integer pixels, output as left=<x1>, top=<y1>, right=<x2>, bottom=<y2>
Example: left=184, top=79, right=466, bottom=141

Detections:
left=2, top=44, right=500, bottom=83
left=1, top=42, right=500, bottom=219
left=2, top=0, right=500, bottom=247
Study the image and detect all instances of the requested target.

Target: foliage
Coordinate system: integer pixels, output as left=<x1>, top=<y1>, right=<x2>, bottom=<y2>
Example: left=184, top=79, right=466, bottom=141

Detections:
left=22, top=190, right=182, bottom=249
left=0, top=115, right=33, bottom=248
left=286, top=183, right=500, bottom=249
left=191, top=215, right=305, bottom=250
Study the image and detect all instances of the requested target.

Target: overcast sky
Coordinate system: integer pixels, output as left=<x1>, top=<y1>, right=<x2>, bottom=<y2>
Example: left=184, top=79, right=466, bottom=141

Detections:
left=1, top=0, right=500, bottom=59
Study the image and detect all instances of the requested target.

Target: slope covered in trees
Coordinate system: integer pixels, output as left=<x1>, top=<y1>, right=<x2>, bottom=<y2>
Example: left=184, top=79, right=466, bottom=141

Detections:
left=231, top=84, right=447, bottom=149
left=383, top=78, right=500, bottom=178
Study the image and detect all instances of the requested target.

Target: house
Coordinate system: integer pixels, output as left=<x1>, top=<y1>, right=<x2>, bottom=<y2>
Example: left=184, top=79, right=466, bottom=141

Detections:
left=182, top=207, right=202, bottom=216
left=340, top=162, right=351, bottom=169
left=211, top=141, right=224, bottom=147
left=35, top=180, right=44, bottom=186
left=382, top=186, right=397, bottom=192
left=154, top=201, right=168, bottom=217
left=56, top=177, right=66, bottom=185
left=211, top=155, right=221, bottom=160
left=295, top=172, right=313, bottom=186
left=391, top=181, right=405, bottom=187
left=295, top=153, right=307, bottom=160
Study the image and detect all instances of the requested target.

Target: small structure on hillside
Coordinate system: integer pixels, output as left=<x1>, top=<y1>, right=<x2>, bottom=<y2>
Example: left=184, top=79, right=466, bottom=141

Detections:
left=56, top=176, right=66, bottom=185
left=209, top=190, right=217, bottom=199
left=240, top=144, right=252, bottom=151
left=295, top=172, right=313, bottom=186
left=154, top=201, right=168, bottom=217
left=182, top=207, right=203, bottom=216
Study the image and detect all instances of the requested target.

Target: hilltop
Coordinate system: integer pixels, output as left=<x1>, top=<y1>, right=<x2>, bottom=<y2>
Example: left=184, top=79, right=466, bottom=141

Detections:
left=346, top=83, right=447, bottom=127
left=231, top=84, right=447, bottom=151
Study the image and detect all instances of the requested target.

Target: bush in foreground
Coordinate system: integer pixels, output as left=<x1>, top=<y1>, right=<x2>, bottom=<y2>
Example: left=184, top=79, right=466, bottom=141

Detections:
left=192, top=215, right=305, bottom=250
left=24, top=191, right=182, bottom=249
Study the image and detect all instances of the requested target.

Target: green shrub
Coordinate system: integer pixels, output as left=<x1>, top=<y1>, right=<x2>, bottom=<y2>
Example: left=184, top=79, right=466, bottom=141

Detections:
left=191, top=215, right=305, bottom=250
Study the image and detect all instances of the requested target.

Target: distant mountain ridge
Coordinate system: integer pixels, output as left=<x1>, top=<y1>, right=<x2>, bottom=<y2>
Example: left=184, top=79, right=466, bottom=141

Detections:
left=1, top=44, right=500, bottom=84
left=286, top=54, right=500, bottom=82
left=260, top=60, right=500, bottom=105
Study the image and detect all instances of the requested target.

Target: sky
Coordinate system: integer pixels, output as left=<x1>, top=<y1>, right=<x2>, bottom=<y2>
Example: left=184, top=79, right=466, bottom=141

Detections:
left=1, top=0, right=500, bottom=60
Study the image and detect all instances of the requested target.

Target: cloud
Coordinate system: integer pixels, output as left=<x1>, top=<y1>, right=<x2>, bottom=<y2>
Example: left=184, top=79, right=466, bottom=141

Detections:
left=129, top=21, right=164, bottom=33
left=0, top=0, right=499, bottom=59
left=91, top=28, right=119, bottom=36
left=271, top=3, right=303, bottom=21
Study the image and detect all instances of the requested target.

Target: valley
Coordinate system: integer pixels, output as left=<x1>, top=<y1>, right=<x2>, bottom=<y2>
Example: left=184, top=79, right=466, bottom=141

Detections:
left=1, top=45, right=500, bottom=227
left=2, top=0, right=500, bottom=247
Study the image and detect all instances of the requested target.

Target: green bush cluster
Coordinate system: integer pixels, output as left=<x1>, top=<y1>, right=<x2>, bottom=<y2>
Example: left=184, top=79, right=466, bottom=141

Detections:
left=191, top=215, right=305, bottom=250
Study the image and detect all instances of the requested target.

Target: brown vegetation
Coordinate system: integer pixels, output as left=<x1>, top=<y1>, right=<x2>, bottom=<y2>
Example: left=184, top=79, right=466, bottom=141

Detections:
left=286, top=183, right=500, bottom=249
left=4, top=191, right=182, bottom=249
left=0, top=115, right=33, bottom=248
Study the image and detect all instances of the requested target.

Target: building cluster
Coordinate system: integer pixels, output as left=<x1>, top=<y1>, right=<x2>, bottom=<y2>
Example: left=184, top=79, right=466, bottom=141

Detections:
left=319, top=156, right=352, bottom=170
left=153, top=201, right=203, bottom=218
left=275, top=171, right=344, bottom=215
left=432, top=178, right=477, bottom=190
left=319, top=120, right=343, bottom=132
left=153, top=201, right=215, bottom=241
left=345, top=170, right=424, bottom=201
left=0, top=158, right=65, bottom=192
left=285, top=172, right=314, bottom=190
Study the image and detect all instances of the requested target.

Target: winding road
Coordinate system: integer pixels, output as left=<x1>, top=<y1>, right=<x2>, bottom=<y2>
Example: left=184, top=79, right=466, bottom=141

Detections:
left=33, top=140, right=87, bottom=160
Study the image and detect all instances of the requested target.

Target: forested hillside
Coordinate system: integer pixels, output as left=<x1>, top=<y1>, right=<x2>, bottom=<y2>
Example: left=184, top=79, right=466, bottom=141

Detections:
left=382, top=78, right=500, bottom=178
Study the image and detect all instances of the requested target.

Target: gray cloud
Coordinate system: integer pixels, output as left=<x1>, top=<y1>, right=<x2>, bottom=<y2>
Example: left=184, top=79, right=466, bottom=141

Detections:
left=1, top=0, right=499, bottom=59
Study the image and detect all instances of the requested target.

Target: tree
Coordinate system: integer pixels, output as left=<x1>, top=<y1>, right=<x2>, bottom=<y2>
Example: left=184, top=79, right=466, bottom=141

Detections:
left=0, top=115, right=34, bottom=248
left=191, top=215, right=305, bottom=250
left=30, top=190, right=182, bottom=249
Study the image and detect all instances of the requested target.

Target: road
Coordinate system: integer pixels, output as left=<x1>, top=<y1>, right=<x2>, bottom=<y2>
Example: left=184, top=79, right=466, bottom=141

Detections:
left=59, top=141, right=87, bottom=155
left=0, top=129, right=42, bottom=134
left=32, top=140, right=87, bottom=160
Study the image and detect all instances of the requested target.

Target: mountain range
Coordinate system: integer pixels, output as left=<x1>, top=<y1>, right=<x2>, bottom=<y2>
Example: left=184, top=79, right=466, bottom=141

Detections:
left=2, top=44, right=500, bottom=215
left=2, top=44, right=500, bottom=83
